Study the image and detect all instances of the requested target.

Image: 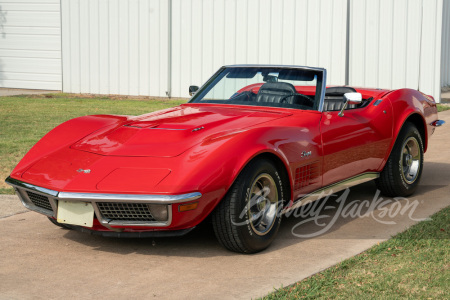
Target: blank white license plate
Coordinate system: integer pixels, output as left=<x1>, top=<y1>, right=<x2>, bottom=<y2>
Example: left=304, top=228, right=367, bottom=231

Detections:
left=57, top=201, right=94, bottom=227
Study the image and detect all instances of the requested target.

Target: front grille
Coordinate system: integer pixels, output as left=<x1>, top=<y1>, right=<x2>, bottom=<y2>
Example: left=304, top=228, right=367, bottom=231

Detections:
left=97, top=202, right=156, bottom=222
left=26, top=191, right=53, bottom=211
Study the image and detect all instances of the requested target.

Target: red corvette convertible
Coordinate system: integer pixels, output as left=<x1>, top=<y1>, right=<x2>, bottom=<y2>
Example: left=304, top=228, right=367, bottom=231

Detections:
left=6, top=65, right=445, bottom=253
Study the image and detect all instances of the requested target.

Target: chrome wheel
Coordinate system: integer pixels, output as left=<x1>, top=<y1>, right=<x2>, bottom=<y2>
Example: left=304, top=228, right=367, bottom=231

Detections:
left=247, top=173, right=278, bottom=236
left=401, top=137, right=421, bottom=184
left=212, top=158, right=283, bottom=253
left=376, top=122, right=423, bottom=197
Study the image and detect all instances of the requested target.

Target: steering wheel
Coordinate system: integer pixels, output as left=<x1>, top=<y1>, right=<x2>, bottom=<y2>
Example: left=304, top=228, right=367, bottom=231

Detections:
left=297, top=93, right=315, bottom=107
left=280, top=93, right=315, bottom=107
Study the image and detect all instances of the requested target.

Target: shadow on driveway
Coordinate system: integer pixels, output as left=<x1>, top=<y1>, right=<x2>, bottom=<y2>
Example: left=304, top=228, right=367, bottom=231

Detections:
left=60, top=162, right=450, bottom=258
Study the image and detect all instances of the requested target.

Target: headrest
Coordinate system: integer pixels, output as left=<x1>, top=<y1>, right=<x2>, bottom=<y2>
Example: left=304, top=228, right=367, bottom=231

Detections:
left=325, top=86, right=357, bottom=96
left=258, top=82, right=297, bottom=95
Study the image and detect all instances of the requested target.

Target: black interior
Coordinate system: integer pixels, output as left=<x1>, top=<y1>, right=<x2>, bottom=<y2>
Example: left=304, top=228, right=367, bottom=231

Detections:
left=201, top=84, right=372, bottom=112
left=323, top=87, right=357, bottom=111
left=256, top=82, right=296, bottom=103
left=255, top=82, right=314, bottom=107
left=323, top=86, right=372, bottom=111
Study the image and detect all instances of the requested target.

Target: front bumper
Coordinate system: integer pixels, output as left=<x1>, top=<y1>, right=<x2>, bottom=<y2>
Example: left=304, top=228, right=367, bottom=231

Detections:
left=5, top=176, right=202, bottom=232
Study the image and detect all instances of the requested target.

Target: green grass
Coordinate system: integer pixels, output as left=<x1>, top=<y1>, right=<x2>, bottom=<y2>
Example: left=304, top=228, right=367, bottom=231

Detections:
left=0, top=188, right=15, bottom=195
left=437, top=104, right=450, bottom=112
left=263, top=206, right=450, bottom=299
left=0, top=94, right=185, bottom=192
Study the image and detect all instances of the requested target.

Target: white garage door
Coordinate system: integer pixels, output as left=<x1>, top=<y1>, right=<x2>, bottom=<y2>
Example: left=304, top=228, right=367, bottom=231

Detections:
left=0, top=0, right=62, bottom=90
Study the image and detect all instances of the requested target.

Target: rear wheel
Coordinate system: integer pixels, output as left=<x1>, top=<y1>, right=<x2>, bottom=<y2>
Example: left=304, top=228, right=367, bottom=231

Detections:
left=212, top=159, right=284, bottom=253
left=376, top=122, right=424, bottom=197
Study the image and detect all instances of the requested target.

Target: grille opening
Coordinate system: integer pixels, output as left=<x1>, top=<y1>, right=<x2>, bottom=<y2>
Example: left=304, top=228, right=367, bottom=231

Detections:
left=97, top=202, right=157, bottom=222
left=26, top=191, right=53, bottom=212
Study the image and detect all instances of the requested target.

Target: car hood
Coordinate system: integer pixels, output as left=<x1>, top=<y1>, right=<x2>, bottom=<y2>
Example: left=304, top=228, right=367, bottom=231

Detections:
left=71, top=104, right=292, bottom=157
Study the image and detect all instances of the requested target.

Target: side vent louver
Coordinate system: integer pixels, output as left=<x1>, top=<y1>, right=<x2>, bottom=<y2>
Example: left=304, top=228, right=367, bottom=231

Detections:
left=294, top=161, right=320, bottom=190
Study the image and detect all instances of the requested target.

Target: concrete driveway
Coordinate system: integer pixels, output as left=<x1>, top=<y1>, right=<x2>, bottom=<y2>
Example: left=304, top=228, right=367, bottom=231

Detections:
left=1, top=110, right=449, bottom=300
left=0, top=88, right=59, bottom=97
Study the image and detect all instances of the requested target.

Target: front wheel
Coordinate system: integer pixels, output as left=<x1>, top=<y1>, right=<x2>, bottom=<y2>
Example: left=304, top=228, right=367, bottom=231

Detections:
left=212, top=159, right=284, bottom=253
left=376, top=122, right=424, bottom=197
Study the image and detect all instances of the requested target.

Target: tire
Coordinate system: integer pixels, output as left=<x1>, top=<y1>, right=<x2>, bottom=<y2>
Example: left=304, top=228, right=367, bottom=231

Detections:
left=376, top=122, right=424, bottom=197
left=212, top=158, right=285, bottom=253
left=48, top=217, right=72, bottom=230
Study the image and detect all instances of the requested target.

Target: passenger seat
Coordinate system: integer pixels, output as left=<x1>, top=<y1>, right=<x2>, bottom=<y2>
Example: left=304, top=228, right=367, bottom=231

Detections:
left=323, top=86, right=358, bottom=111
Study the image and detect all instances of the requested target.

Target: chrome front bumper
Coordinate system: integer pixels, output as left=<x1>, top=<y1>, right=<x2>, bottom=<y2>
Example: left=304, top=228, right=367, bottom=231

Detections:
left=5, top=176, right=201, bottom=231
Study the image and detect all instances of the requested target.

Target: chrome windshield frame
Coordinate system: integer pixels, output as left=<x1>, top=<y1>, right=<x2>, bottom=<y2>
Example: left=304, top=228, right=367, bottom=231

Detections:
left=189, top=64, right=327, bottom=112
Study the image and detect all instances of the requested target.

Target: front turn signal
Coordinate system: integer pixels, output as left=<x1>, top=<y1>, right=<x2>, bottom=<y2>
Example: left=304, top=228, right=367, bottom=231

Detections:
left=178, top=202, right=198, bottom=212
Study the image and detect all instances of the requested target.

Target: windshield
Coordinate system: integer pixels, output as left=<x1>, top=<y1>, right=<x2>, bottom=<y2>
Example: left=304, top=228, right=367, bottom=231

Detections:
left=190, top=66, right=325, bottom=110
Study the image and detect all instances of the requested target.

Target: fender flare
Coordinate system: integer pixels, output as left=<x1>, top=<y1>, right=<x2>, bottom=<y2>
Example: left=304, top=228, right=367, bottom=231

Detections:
left=190, top=126, right=305, bottom=207
left=379, top=89, right=431, bottom=171
left=11, top=115, right=130, bottom=177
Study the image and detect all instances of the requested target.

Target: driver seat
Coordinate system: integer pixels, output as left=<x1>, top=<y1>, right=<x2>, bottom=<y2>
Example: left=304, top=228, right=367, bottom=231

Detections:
left=255, top=82, right=297, bottom=104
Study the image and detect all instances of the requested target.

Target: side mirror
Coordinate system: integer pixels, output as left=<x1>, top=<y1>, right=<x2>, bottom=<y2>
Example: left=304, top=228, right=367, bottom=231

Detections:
left=343, top=92, right=362, bottom=105
left=338, top=92, right=362, bottom=117
left=189, top=85, right=199, bottom=96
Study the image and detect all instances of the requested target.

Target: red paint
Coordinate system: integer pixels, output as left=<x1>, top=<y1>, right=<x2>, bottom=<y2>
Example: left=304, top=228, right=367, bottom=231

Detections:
left=8, top=84, right=439, bottom=233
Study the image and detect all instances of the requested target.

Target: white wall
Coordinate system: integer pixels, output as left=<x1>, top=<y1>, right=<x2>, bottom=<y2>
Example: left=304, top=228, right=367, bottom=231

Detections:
left=441, top=0, right=450, bottom=88
left=61, top=0, right=169, bottom=96
left=60, top=0, right=445, bottom=102
left=171, top=0, right=348, bottom=97
left=419, top=0, right=443, bottom=101
left=349, top=0, right=443, bottom=102
left=0, top=0, right=62, bottom=90
left=61, top=0, right=347, bottom=97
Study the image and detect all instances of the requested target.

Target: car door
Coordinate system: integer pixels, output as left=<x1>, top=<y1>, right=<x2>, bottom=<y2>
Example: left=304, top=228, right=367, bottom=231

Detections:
left=320, top=100, right=394, bottom=187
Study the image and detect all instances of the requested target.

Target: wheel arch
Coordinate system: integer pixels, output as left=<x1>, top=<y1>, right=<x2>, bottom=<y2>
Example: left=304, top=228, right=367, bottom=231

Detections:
left=201, top=126, right=306, bottom=207
left=386, top=89, right=432, bottom=155
left=402, top=113, right=428, bottom=152
left=397, top=113, right=428, bottom=152
left=247, top=152, right=293, bottom=205
left=193, top=125, right=316, bottom=217
left=378, top=109, right=428, bottom=173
